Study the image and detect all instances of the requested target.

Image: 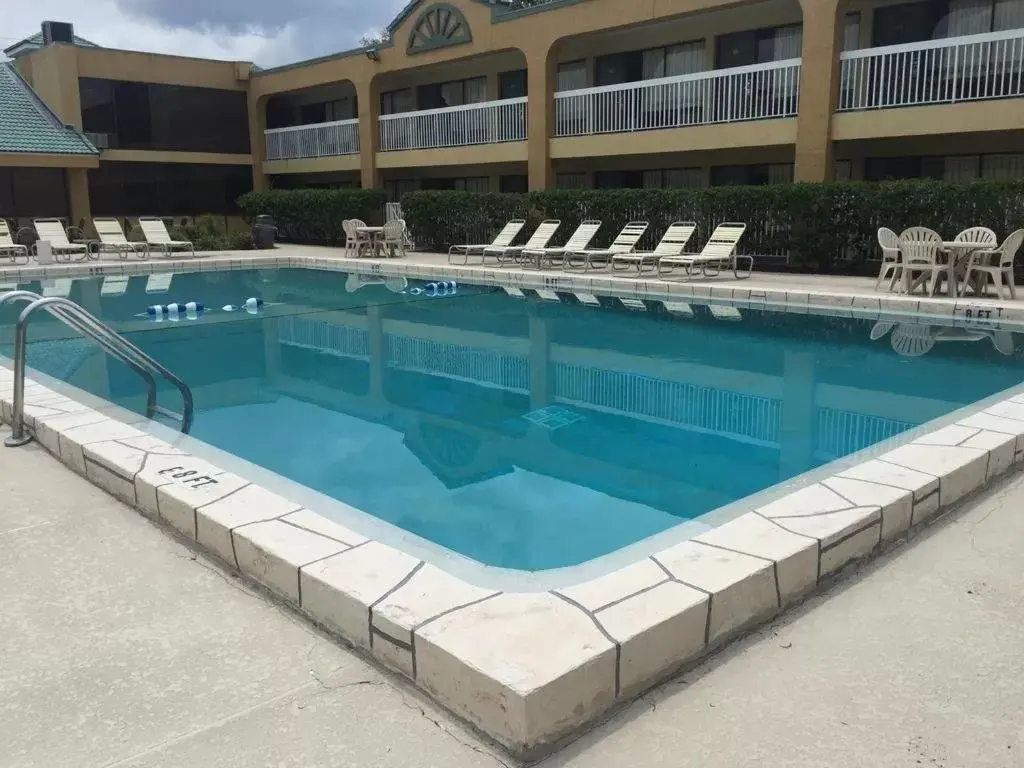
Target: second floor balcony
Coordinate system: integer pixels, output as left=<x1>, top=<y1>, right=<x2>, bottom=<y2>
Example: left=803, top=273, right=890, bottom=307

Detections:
left=554, top=59, right=803, bottom=138
left=838, top=28, right=1024, bottom=111
left=378, top=97, right=528, bottom=152
left=264, top=118, right=360, bottom=161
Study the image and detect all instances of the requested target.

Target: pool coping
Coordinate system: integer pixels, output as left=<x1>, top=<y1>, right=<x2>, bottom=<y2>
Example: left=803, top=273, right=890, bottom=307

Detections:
left=4, top=253, right=1024, bottom=758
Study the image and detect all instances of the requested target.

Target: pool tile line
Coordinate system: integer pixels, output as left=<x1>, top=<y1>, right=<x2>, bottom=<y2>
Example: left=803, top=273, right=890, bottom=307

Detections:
left=4, top=357, right=1024, bottom=756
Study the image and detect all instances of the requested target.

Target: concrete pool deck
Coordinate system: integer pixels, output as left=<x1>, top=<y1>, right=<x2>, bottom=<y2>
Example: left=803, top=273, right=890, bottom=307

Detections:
left=3, top=421, right=1022, bottom=767
left=3, top=247, right=1024, bottom=756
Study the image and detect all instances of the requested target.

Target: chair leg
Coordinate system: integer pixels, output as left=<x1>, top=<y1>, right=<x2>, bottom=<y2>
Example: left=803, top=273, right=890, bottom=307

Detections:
left=1005, top=269, right=1017, bottom=300
left=875, top=263, right=891, bottom=290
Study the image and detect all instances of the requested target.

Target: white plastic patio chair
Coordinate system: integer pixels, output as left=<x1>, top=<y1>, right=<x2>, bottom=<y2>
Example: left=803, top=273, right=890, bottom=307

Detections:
left=612, top=222, right=696, bottom=274
left=448, top=219, right=526, bottom=264
left=0, top=219, right=29, bottom=265
left=962, top=229, right=1024, bottom=300
left=342, top=219, right=357, bottom=256
left=348, top=218, right=376, bottom=257
left=520, top=220, right=602, bottom=270
left=565, top=221, right=649, bottom=271
left=484, top=220, right=561, bottom=265
left=33, top=219, right=89, bottom=262
left=138, top=217, right=196, bottom=258
left=657, top=222, right=749, bottom=278
left=898, top=227, right=945, bottom=295
left=93, top=218, right=149, bottom=260
left=382, top=218, right=407, bottom=259
left=875, top=227, right=901, bottom=291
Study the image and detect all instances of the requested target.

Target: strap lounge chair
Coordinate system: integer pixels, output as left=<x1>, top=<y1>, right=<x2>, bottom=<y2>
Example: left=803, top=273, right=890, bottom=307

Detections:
left=137, top=217, right=196, bottom=258
left=0, top=219, right=30, bottom=265
left=93, top=218, right=149, bottom=260
left=657, top=222, right=750, bottom=278
left=448, top=220, right=526, bottom=264
left=520, top=220, right=602, bottom=270
left=565, top=221, right=649, bottom=271
left=612, top=222, right=696, bottom=274
left=33, top=218, right=89, bottom=261
left=484, top=220, right=561, bottom=265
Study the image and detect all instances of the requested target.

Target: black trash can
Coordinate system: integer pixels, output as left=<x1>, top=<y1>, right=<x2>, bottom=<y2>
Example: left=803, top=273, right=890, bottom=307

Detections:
left=252, top=215, right=277, bottom=249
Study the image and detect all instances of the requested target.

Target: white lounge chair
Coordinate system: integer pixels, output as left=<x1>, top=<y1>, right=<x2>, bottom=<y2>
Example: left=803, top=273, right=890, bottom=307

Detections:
left=612, top=222, right=696, bottom=274
left=137, top=217, right=196, bottom=258
left=33, top=218, right=89, bottom=261
left=448, top=220, right=526, bottom=264
left=520, top=220, right=602, bottom=270
left=93, top=218, right=149, bottom=260
left=657, top=222, right=750, bottom=278
left=484, top=220, right=561, bottom=265
left=0, top=219, right=29, bottom=265
left=962, top=229, right=1024, bottom=300
left=565, top=221, right=649, bottom=271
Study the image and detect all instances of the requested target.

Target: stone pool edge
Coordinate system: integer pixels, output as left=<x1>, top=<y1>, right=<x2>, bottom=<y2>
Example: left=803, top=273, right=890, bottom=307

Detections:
left=4, top=351, right=1024, bottom=758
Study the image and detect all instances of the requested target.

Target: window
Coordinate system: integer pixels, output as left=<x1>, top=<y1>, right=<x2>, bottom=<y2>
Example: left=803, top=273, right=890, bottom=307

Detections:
left=556, top=172, right=588, bottom=189
left=419, top=76, right=487, bottom=109
left=302, top=97, right=355, bottom=123
left=78, top=78, right=249, bottom=154
left=380, top=89, right=414, bottom=115
left=0, top=168, right=69, bottom=219
left=385, top=179, right=419, bottom=200
left=871, top=2, right=944, bottom=46
left=556, top=60, right=588, bottom=92
left=596, top=52, right=641, bottom=86
left=86, top=162, right=253, bottom=216
left=455, top=177, right=489, bottom=193
left=594, top=170, right=643, bottom=189
left=864, top=156, right=946, bottom=180
left=716, top=24, right=803, bottom=68
left=499, top=70, right=527, bottom=99
left=944, top=155, right=982, bottom=181
left=842, top=12, right=862, bottom=51
left=834, top=160, right=853, bottom=181
left=642, top=168, right=703, bottom=188
left=983, top=153, right=1024, bottom=179
left=499, top=174, right=528, bottom=193
left=642, top=41, right=705, bottom=79
left=711, top=164, right=792, bottom=186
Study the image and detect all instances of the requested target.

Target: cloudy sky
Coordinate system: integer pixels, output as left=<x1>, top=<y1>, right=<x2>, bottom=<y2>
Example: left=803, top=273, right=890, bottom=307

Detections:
left=3, top=0, right=408, bottom=68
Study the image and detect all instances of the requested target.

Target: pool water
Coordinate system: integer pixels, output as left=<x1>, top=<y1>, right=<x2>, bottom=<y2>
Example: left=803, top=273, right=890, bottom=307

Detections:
left=2, top=268, right=1022, bottom=570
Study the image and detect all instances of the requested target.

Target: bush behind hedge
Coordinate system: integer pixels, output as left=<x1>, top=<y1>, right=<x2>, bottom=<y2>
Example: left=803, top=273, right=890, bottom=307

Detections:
left=237, top=188, right=388, bottom=245
left=402, top=182, right=1024, bottom=274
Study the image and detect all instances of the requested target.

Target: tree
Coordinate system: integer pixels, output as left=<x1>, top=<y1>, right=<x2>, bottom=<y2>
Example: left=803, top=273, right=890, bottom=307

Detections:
left=360, top=29, right=391, bottom=48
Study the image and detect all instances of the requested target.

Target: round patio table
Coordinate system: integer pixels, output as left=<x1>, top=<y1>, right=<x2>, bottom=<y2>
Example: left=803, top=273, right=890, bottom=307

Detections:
left=356, top=226, right=384, bottom=257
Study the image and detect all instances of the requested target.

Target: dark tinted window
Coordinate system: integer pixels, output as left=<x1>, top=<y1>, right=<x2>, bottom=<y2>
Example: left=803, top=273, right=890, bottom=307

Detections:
left=87, top=162, right=253, bottom=216
left=499, top=174, right=528, bottom=193
left=594, top=170, right=644, bottom=189
left=711, top=164, right=772, bottom=185
left=0, top=168, right=69, bottom=219
left=79, top=78, right=250, bottom=154
left=499, top=70, right=528, bottom=99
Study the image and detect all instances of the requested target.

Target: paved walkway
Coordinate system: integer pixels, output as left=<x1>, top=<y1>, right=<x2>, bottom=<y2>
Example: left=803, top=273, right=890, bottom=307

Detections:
left=3, top=419, right=1023, bottom=767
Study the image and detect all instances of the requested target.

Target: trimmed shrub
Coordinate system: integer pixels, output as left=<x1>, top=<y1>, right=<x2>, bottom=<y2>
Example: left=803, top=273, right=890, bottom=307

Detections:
left=237, top=188, right=388, bottom=245
left=402, top=181, right=1024, bottom=274
left=169, top=214, right=253, bottom=252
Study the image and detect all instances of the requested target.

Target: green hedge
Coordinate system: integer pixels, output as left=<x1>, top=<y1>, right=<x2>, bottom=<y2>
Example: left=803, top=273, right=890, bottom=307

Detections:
left=402, top=182, right=1024, bottom=274
left=237, top=188, right=388, bottom=245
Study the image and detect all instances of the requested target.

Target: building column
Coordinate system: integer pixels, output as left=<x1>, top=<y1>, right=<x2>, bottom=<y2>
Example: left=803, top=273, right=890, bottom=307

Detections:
left=524, top=44, right=555, bottom=191
left=248, top=93, right=269, bottom=191
left=66, top=167, right=92, bottom=235
left=356, top=78, right=381, bottom=190
left=794, top=0, right=847, bottom=182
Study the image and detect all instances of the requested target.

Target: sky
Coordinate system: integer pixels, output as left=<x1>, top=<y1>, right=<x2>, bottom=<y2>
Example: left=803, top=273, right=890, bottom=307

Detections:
left=2, top=0, right=409, bottom=68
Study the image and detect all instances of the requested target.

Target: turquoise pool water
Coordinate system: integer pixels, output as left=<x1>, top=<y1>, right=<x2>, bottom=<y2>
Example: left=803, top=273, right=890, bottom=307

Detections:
left=2, top=268, right=1022, bottom=570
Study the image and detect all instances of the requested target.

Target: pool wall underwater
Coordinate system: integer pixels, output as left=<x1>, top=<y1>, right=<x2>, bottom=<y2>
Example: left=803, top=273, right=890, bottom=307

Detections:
left=3, top=252, right=1024, bottom=758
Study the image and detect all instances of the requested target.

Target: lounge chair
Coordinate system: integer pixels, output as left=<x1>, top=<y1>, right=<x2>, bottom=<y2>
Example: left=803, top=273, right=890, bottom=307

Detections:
left=93, top=218, right=149, bottom=260
left=0, top=219, right=29, bottom=265
left=485, top=220, right=561, bottom=265
left=448, top=220, right=526, bottom=264
left=33, top=218, right=89, bottom=261
left=520, top=220, right=602, bottom=270
left=564, top=221, right=649, bottom=271
left=611, top=222, right=696, bottom=273
left=137, top=217, right=196, bottom=258
left=657, top=222, right=750, bottom=278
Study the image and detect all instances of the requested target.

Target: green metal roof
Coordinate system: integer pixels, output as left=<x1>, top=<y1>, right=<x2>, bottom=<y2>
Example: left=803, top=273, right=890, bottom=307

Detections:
left=0, top=63, right=98, bottom=156
left=3, top=31, right=99, bottom=58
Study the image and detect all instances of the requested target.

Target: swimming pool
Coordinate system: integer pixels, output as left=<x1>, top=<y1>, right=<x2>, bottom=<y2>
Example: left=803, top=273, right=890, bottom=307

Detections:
left=3, top=267, right=1022, bottom=571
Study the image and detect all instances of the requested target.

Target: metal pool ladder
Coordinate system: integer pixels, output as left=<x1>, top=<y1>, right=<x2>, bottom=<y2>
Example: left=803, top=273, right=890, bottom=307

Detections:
left=0, top=290, right=194, bottom=447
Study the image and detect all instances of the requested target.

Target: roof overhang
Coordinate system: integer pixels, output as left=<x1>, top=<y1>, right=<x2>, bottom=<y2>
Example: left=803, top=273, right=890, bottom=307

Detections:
left=0, top=153, right=100, bottom=169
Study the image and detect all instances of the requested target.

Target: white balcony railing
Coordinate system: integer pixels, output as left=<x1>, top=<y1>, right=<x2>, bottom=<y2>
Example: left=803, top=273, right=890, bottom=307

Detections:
left=264, top=118, right=360, bottom=161
left=838, top=28, right=1024, bottom=111
left=379, top=97, right=528, bottom=151
left=554, top=59, right=802, bottom=138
